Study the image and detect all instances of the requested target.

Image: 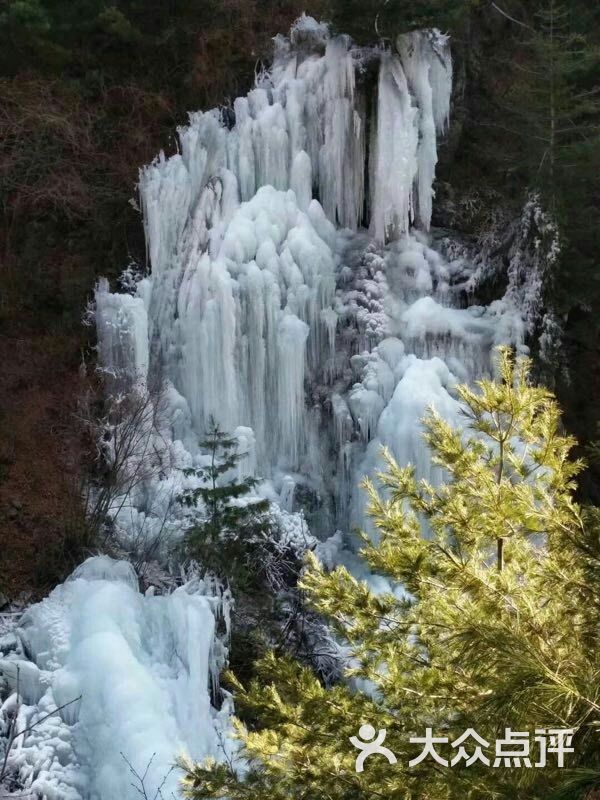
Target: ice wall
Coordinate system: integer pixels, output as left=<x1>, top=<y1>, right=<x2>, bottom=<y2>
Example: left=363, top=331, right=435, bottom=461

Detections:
left=92, top=15, right=526, bottom=540
left=96, top=17, right=454, bottom=480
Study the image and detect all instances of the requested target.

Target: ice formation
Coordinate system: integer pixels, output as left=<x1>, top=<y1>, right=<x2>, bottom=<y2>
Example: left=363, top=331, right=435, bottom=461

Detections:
left=0, top=557, right=233, bottom=800
left=2, top=15, right=531, bottom=800
left=90, top=15, right=525, bottom=540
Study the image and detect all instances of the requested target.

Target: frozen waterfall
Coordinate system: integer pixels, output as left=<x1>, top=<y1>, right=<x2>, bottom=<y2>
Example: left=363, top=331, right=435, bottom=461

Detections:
left=95, top=19, right=462, bottom=513
left=1, top=15, right=527, bottom=800
left=93, top=16, right=520, bottom=539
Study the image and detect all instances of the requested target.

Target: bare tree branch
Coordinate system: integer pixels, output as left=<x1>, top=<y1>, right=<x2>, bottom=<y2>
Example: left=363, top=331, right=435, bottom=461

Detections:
left=1, top=692, right=82, bottom=782
left=490, top=1, right=533, bottom=30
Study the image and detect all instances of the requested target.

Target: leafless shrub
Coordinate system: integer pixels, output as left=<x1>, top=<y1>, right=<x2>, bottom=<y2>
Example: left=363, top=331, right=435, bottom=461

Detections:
left=120, top=752, right=176, bottom=800
left=0, top=665, right=81, bottom=787
left=277, top=591, right=345, bottom=686
left=77, top=366, right=175, bottom=560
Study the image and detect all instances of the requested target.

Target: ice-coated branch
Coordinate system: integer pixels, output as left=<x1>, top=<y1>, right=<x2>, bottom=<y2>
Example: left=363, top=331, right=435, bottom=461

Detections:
left=0, top=692, right=82, bottom=783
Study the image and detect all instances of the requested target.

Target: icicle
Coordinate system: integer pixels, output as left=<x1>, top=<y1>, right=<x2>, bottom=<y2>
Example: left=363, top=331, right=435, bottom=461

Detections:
left=395, top=30, right=452, bottom=230
left=280, top=475, right=297, bottom=511
left=277, top=313, right=310, bottom=464
left=290, top=150, right=313, bottom=211
left=370, top=52, right=419, bottom=242
left=397, top=32, right=437, bottom=231
left=318, top=37, right=366, bottom=228
left=427, top=29, right=453, bottom=135
left=331, top=393, right=353, bottom=451
left=95, top=278, right=149, bottom=389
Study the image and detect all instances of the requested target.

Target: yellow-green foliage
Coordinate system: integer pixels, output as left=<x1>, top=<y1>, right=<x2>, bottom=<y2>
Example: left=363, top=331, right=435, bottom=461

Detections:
left=181, top=349, right=600, bottom=800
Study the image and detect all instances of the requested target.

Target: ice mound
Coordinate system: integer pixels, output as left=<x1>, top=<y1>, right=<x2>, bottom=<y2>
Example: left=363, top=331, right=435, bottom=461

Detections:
left=0, top=557, right=233, bottom=800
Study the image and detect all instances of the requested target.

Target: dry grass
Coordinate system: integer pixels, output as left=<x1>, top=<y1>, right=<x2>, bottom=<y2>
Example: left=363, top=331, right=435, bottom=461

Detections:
left=0, top=332, right=89, bottom=598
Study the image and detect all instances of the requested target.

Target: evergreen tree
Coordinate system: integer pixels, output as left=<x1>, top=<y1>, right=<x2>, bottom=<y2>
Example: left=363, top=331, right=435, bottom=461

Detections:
left=498, top=1, right=600, bottom=488
left=505, top=1, right=600, bottom=215
left=179, top=419, right=272, bottom=591
left=181, top=350, right=600, bottom=800
left=324, top=0, right=470, bottom=42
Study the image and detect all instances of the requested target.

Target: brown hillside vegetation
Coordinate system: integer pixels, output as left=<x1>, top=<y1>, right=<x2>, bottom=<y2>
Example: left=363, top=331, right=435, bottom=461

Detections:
left=0, top=334, right=86, bottom=597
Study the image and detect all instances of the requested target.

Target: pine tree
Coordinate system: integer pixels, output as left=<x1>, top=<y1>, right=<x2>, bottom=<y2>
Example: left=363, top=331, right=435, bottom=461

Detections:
left=500, top=1, right=600, bottom=488
left=181, top=350, right=600, bottom=800
left=506, top=1, right=600, bottom=215
left=179, top=419, right=272, bottom=591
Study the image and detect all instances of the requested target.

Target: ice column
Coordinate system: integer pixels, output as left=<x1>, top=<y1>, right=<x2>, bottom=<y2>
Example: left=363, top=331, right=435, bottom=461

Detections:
left=397, top=30, right=453, bottom=230
left=370, top=52, right=419, bottom=242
